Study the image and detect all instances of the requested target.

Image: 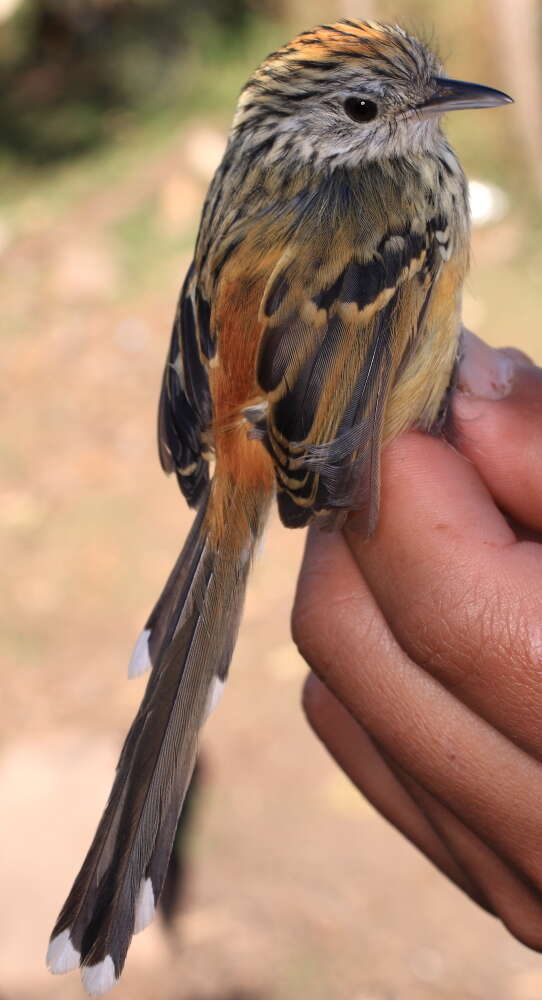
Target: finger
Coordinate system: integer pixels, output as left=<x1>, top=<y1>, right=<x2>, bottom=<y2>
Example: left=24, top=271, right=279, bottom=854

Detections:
left=504, top=516, right=542, bottom=544
left=304, top=671, right=542, bottom=950
left=293, top=528, right=542, bottom=904
left=387, top=755, right=542, bottom=950
left=302, top=672, right=491, bottom=909
left=345, top=431, right=542, bottom=761
left=453, top=330, right=542, bottom=533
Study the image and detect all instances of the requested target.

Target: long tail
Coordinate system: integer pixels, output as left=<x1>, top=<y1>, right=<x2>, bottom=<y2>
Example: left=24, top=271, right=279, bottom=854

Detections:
left=47, top=481, right=270, bottom=996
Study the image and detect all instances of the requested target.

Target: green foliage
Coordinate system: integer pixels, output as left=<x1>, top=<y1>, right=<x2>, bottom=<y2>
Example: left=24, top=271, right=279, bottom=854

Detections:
left=0, top=0, right=277, bottom=164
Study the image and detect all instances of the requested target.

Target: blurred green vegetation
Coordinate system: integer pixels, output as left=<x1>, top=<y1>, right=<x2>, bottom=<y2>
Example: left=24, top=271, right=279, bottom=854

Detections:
left=0, top=0, right=286, bottom=170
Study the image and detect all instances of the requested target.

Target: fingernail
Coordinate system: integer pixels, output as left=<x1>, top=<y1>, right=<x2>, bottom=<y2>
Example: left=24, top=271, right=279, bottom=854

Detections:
left=500, top=346, right=535, bottom=368
left=457, top=330, right=515, bottom=400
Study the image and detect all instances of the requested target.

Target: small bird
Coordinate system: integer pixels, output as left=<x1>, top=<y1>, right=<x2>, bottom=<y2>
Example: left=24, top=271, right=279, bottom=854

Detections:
left=47, top=20, right=512, bottom=996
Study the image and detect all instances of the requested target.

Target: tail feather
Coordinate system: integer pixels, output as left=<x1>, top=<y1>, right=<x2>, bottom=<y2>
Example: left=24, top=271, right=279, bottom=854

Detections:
left=48, top=485, right=269, bottom=995
left=127, top=487, right=210, bottom=680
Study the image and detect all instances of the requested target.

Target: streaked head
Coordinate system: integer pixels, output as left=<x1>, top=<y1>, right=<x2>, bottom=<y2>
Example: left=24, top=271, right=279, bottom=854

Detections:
left=232, top=20, right=512, bottom=167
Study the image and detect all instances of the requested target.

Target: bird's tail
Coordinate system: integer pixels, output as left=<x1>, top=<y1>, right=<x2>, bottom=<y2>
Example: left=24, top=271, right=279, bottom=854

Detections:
left=47, top=480, right=270, bottom=997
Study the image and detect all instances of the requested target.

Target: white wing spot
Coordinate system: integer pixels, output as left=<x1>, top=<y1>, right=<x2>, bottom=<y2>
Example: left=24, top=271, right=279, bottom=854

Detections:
left=81, top=956, right=117, bottom=997
left=134, top=877, right=155, bottom=934
left=47, top=928, right=80, bottom=975
left=128, top=628, right=152, bottom=679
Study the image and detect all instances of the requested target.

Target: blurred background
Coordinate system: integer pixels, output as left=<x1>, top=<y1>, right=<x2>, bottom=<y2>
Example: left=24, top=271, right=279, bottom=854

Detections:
left=1, top=1, right=542, bottom=998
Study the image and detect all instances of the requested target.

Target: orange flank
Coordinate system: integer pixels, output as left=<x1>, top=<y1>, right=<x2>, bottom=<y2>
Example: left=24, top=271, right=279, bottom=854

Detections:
left=210, top=267, right=274, bottom=499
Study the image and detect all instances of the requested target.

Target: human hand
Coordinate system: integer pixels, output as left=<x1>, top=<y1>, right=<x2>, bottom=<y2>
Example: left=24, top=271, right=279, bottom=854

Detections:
left=293, top=331, right=542, bottom=948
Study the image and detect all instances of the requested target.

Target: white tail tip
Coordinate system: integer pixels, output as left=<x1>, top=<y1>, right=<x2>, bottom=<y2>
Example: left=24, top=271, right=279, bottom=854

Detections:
left=203, top=675, right=226, bottom=722
left=47, top=928, right=80, bottom=974
left=81, top=956, right=117, bottom=997
left=127, top=628, right=152, bottom=679
left=134, top=877, right=155, bottom=934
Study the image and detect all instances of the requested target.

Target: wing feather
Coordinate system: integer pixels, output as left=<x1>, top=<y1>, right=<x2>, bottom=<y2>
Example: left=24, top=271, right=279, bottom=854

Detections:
left=157, top=172, right=450, bottom=537
left=158, top=263, right=214, bottom=507
left=256, top=217, right=444, bottom=532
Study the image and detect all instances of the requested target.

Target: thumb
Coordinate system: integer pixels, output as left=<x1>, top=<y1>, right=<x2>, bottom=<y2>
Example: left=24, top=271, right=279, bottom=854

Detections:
left=452, top=330, right=542, bottom=532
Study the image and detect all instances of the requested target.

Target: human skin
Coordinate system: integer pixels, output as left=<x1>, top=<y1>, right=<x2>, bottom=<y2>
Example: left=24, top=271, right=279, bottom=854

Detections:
left=293, top=331, right=542, bottom=948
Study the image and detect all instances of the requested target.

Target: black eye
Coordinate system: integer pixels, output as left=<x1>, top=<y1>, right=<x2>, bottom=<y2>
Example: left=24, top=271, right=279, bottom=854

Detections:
left=344, top=97, right=378, bottom=123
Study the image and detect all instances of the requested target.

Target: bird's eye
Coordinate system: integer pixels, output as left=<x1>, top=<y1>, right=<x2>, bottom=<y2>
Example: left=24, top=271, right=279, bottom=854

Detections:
left=343, top=97, right=378, bottom=123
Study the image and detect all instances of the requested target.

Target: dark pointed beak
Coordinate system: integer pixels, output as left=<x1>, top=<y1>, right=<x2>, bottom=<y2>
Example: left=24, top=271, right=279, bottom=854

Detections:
left=419, top=77, right=514, bottom=115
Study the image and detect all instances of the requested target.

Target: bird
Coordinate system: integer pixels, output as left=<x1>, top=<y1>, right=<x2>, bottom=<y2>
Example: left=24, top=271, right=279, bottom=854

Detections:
left=46, top=19, right=512, bottom=997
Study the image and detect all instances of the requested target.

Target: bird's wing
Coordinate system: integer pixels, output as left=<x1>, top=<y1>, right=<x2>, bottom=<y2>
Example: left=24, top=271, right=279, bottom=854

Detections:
left=157, top=262, right=214, bottom=507
left=255, top=217, right=444, bottom=533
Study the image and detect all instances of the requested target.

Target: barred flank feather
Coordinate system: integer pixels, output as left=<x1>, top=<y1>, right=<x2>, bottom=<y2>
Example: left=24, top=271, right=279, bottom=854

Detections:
left=47, top=483, right=270, bottom=995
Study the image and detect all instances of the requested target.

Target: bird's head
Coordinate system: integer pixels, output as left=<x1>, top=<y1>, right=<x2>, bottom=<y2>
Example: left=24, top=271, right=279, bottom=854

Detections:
left=232, top=20, right=512, bottom=168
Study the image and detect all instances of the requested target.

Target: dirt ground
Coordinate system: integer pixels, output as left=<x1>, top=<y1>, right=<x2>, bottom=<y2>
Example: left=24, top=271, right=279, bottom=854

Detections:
left=2, top=116, right=542, bottom=1000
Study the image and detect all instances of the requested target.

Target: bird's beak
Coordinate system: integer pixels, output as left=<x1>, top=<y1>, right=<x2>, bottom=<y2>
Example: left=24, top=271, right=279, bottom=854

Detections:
left=419, top=77, right=514, bottom=115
